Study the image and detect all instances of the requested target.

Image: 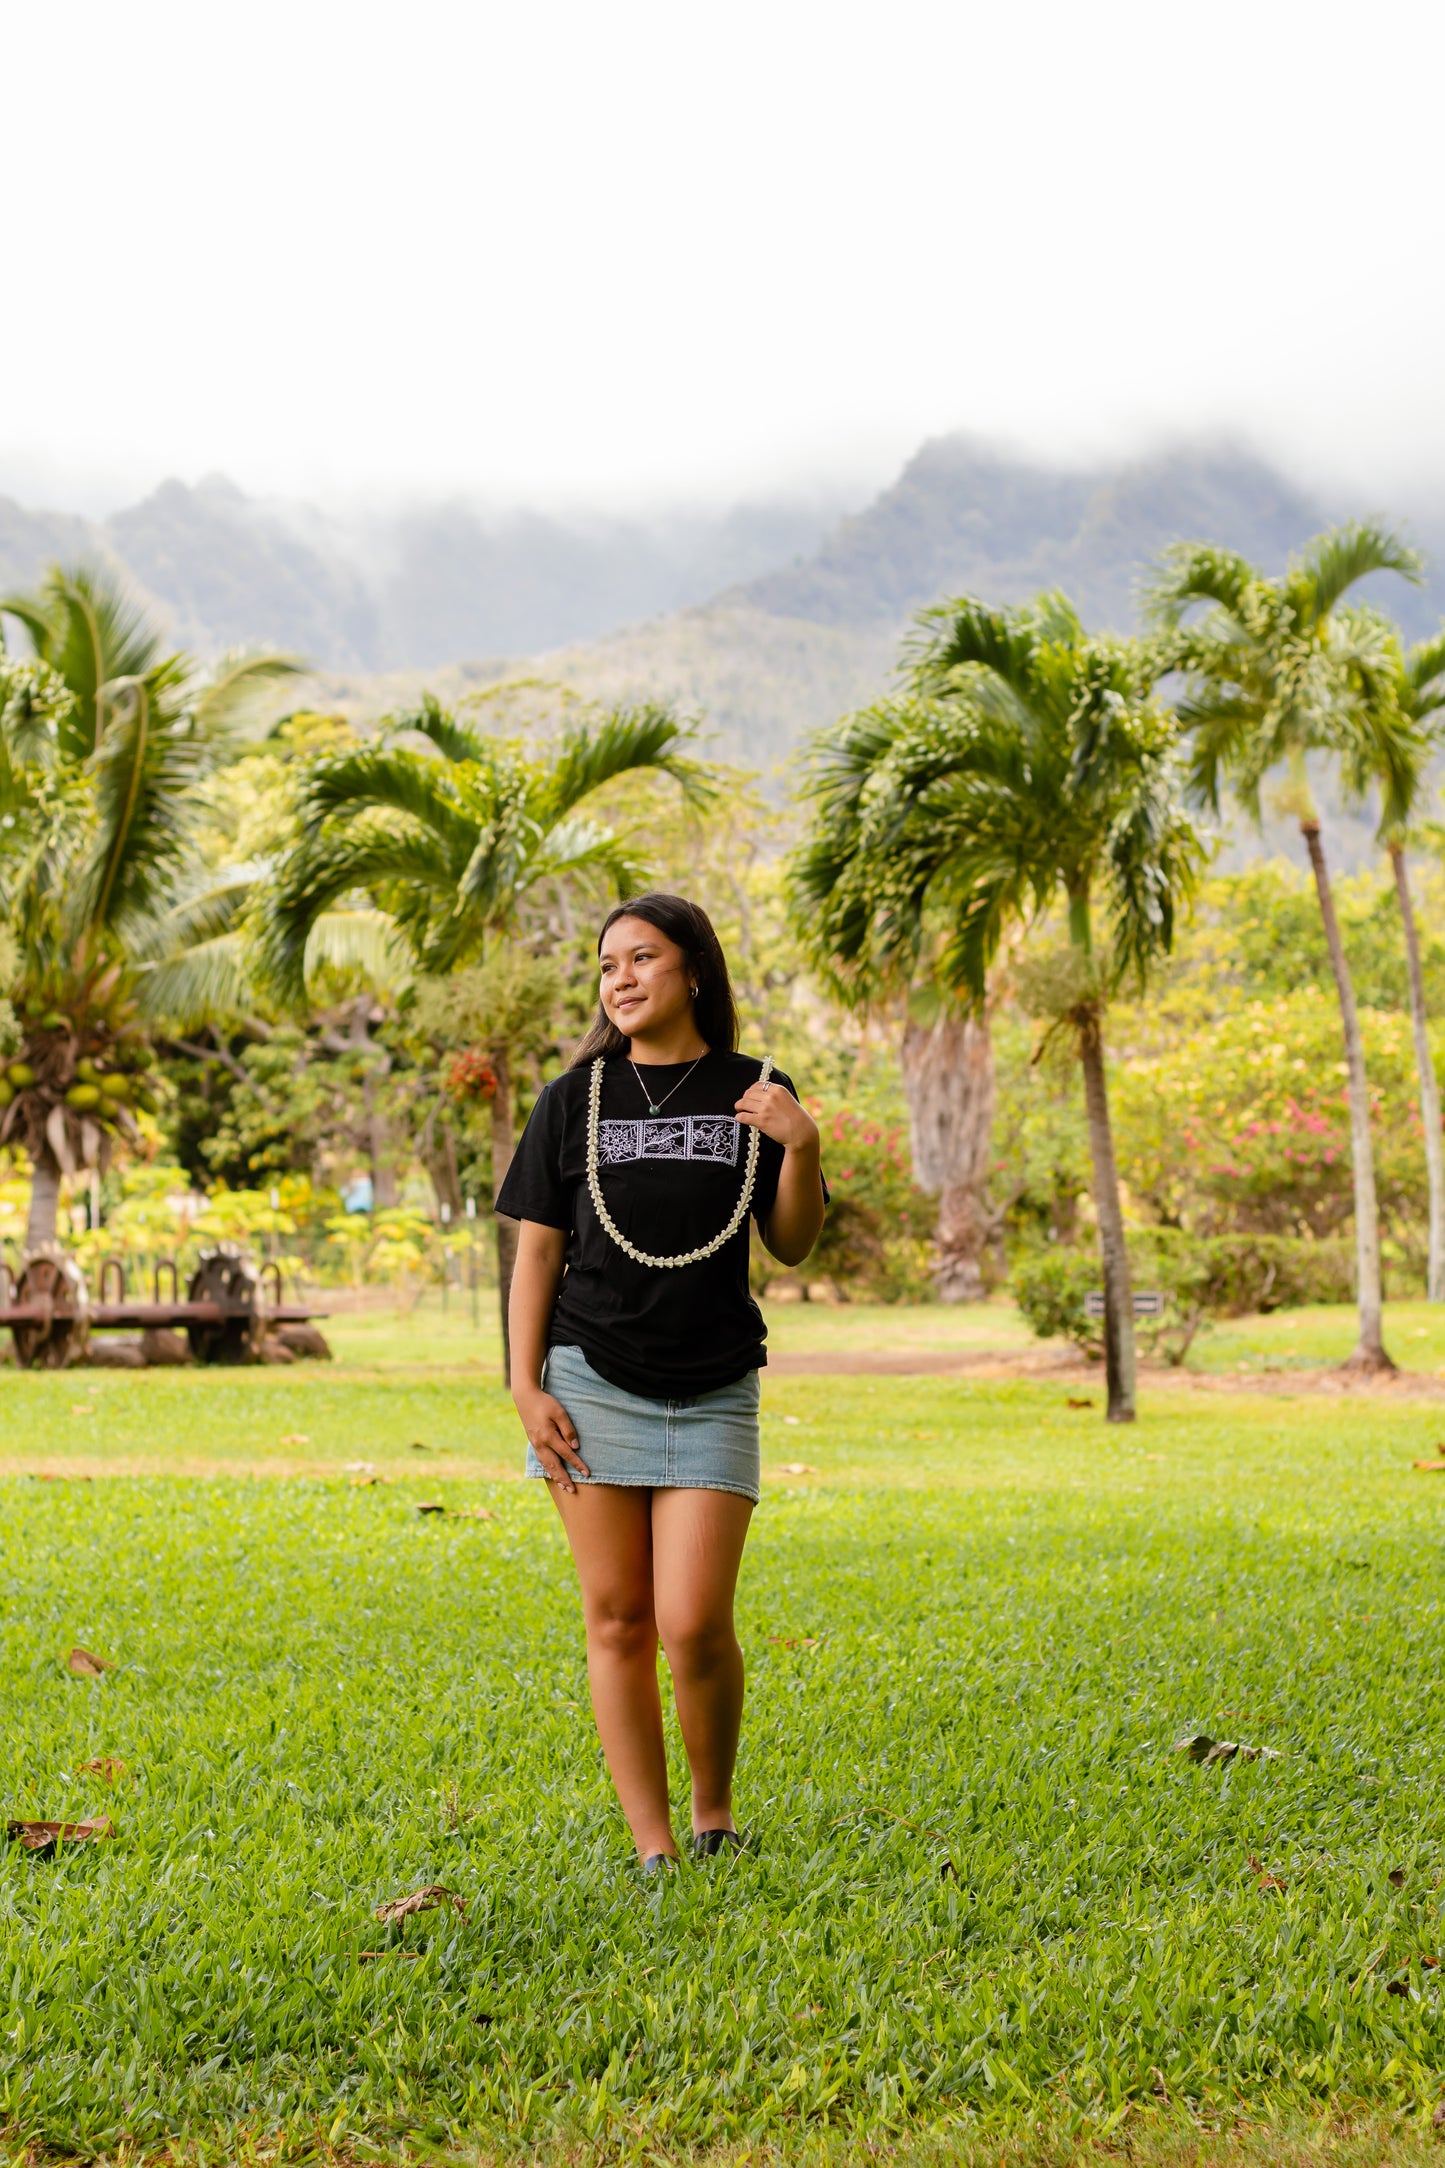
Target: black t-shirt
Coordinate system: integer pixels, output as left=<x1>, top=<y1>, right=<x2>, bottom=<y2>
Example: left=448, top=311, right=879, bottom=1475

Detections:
left=495, top=1051, right=811, bottom=1401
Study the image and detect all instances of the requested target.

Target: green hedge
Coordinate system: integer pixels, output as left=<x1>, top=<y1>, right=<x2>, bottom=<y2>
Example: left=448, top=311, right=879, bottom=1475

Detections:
left=1012, top=1232, right=1355, bottom=1363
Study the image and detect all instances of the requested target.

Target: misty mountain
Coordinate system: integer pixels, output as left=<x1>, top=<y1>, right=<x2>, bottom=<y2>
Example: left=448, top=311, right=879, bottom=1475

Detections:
left=4, top=436, right=1445, bottom=808
left=0, top=476, right=850, bottom=670
left=734, top=436, right=1445, bottom=641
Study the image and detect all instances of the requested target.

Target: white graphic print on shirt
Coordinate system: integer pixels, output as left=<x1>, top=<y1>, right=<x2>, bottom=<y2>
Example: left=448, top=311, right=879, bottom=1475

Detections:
left=597, top=1116, right=740, bottom=1167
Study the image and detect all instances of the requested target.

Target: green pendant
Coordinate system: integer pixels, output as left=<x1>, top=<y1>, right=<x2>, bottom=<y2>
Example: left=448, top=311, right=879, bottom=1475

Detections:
left=647, top=1103, right=660, bottom=1116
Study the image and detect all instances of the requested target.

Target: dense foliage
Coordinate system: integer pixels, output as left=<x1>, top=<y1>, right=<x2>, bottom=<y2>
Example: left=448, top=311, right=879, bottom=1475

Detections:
left=3, top=545, right=1445, bottom=1337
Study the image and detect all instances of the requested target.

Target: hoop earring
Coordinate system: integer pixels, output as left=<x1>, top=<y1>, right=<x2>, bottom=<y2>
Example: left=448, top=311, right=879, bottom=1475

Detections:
left=689, top=984, right=698, bottom=997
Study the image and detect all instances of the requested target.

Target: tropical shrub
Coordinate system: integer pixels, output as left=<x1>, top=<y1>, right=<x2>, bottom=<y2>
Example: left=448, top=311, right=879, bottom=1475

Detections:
left=1014, top=1231, right=1356, bottom=1364
left=1109, top=986, right=1437, bottom=1276
left=1011, top=1249, right=1101, bottom=1353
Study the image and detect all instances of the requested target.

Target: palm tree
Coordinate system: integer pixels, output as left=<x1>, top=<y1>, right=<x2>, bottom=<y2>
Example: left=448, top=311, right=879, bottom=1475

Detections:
left=1149, top=523, right=1423, bottom=1370
left=1337, top=621, right=1445, bottom=1300
left=791, top=593, right=1204, bottom=1422
left=258, top=693, right=709, bottom=1374
left=0, top=564, right=299, bottom=1252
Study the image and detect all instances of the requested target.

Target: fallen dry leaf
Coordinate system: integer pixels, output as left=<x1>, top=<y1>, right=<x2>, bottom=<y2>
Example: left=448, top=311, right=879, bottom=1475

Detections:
left=349, top=1475, right=384, bottom=1488
left=409, top=1440, right=431, bottom=1451
left=1172, top=1731, right=1277, bottom=1765
left=65, top=1647, right=113, bottom=1678
left=1247, top=1852, right=1286, bottom=1892
left=69, top=1403, right=95, bottom=1416
left=1066, top=1396, right=1095, bottom=1409
left=1387, top=1978, right=1410, bottom=1996
left=374, top=1883, right=468, bottom=1926
left=343, top=1460, right=375, bottom=1474
left=768, top=1634, right=822, bottom=1649
left=8, top=1817, right=114, bottom=1856
left=1433, top=2100, right=1445, bottom=2131
left=1388, top=1867, right=1406, bottom=1888
left=415, top=1501, right=447, bottom=1515
left=778, top=1462, right=817, bottom=1476
left=279, top=1433, right=310, bottom=1447
left=452, top=1504, right=495, bottom=1521
left=1411, top=1459, right=1445, bottom=1472
left=75, top=1756, right=127, bottom=1786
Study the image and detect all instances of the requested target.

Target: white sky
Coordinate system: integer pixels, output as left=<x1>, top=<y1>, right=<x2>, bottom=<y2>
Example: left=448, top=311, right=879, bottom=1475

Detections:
left=5, top=0, right=1444, bottom=514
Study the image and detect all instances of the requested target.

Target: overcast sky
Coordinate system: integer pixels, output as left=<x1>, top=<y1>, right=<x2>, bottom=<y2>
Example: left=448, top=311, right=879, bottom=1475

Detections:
left=5, top=0, right=1444, bottom=515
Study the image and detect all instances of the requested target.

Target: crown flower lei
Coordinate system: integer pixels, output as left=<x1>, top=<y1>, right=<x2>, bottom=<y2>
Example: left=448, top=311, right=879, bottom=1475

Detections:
left=585, top=1054, right=774, bottom=1268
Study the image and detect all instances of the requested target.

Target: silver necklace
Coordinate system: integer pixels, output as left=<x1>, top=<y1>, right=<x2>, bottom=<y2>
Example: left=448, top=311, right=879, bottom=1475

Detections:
left=628, top=1050, right=707, bottom=1118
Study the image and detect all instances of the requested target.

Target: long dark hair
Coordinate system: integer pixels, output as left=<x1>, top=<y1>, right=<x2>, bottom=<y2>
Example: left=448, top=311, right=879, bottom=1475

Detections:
left=570, top=893, right=740, bottom=1066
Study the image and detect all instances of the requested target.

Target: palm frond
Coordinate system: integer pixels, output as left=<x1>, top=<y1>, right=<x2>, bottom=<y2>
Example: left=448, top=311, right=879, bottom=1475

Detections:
left=191, top=649, right=306, bottom=745
left=1292, top=519, right=1422, bottom=624
left=388, top=692, right=494, bottom=766
left=28, top=562, right=165, bottom=757
left=130, top=867, right=259, bottom=962
left=303, top=908, right=412, bottom=996
left=258, top=822, right=460, bottom=1003
left=135, top=932, right=252, bottom=1030
left=1143, top=543, right=1256, bottom=630
left=1406, top=627, right=1445, bottom=708
left=523, top=815, right=649, bottom=900
left=542, top=703, right=712, bottom=820
left=0, top=596, right=59, bottom=661
left=298, top=748, right=480, bottom=867
left=78, top=661, right=207, bottom=935
left=908, top=592, right=1080, bottom=708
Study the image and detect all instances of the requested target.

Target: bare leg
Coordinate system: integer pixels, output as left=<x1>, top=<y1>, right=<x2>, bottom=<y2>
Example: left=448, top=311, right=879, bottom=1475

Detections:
left=651, top=1488, right=754, bottom=1835
left=548, top=1483, right=677, bottom=1860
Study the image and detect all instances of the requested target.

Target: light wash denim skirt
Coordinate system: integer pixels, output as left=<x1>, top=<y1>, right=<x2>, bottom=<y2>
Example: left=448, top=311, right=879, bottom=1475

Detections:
left=529, top=1343, right=761, bottom=1503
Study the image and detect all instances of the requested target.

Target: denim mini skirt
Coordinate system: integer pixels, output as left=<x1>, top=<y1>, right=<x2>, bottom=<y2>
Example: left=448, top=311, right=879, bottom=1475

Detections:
left=529, top=1343, right=761, bottom=1504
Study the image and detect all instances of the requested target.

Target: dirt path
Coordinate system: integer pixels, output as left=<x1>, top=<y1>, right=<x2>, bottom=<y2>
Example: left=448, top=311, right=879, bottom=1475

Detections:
left=769, top=1345, right=1445, bottom=1399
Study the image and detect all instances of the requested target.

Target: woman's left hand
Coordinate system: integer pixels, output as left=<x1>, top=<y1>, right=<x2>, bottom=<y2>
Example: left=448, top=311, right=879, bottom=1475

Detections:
left=735, top=1078, right=819, bottom=1155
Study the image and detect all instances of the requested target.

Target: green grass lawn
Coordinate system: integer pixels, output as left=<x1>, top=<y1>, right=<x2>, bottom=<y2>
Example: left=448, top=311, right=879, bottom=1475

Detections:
left=3, top=1307, right=1445, bottom=2164
left=1185, top=1298, right=1445, bottom=1378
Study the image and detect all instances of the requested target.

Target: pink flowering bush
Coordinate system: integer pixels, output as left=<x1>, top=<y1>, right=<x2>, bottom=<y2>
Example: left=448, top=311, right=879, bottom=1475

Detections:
left=754, top=1095, right=935, bottom=1300
left=1108, top=985, right=1439, bottom=1280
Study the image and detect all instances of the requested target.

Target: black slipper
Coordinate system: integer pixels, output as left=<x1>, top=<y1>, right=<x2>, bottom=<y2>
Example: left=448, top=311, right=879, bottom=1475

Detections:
left=641, top=1852, right=678, bottom=1874
left=692, top=1828, right=745, bottom=1858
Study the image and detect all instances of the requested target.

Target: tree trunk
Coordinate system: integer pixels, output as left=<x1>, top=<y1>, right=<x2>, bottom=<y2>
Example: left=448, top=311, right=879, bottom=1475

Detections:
left=490, top=1046, right=517, bottom=1386
left=422, top=1109, right=465, bottom=1221
left=351, top=997, right=398, bottom=1210
left=1303, top=821, right=1392, bottom=1369
left=1391, top=843, right=1445, bottom=1302
left=25, top=1150, right=62, bottom=1250
left=899, top=1012, right=996, bottom=1301
left=1077, top=1011, right=1136, bottom=1422
left=362, top=1075, right=398, bottom=1210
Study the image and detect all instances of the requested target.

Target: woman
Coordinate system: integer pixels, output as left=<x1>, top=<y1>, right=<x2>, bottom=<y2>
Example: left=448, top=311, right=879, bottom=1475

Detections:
left=497, top=893, right=826, bottom=1870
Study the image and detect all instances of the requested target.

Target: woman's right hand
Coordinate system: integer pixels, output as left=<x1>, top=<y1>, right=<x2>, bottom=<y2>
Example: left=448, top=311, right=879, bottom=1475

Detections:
left=514, top=1385, right=590, bottom=1493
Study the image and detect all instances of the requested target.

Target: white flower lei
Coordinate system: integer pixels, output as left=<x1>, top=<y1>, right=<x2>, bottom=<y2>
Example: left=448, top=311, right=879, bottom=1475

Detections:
left=585, top=1053, right=774, bottom=1268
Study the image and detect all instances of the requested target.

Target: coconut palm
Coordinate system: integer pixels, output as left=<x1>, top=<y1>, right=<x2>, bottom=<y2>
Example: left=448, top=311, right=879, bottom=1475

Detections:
left=1148, top=523, right=1423, bottom=1369
left=791, top=592, right=1204, bottom=1422
left=0, top=564, right=300, bottom=1253
left=1336, top=620, right=1445, bottom=1300
left=258, top=693, right=709, bottom=1373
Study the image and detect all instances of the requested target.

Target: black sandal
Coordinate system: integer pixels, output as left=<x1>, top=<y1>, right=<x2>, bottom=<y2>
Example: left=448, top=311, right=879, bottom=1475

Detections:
left=692, top=1828, right=745, bottom=1858
left=641, top=1852, right=679, bottom=1875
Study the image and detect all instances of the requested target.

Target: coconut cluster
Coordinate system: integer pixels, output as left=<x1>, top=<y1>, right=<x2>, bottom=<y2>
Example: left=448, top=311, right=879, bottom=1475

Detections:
left=0, top=982, right=159, bottom=1178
